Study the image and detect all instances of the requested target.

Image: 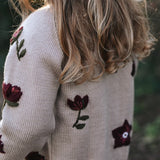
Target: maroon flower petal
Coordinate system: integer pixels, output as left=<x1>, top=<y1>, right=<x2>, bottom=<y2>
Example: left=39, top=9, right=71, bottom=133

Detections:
left=114, top=139, right=122, bottom=148
left=81, top=95, right=89, bottom=109
left=25, top=152, right=45, bottom=160
left=112, top=129, right=119, bottom=139
left=112, top=126, right=124, bottom=138
left=74, top=95, right=82, bottom=103
left=9, top=85, right=23, bottom=102
left=2, top=83, right=12, bottom=99
left=124, top=119, right=132, bottom=132
left=74, top=95, right=82, bottom=102
left=67, top=99, right=80, bottom=110
left=74, top=95, right=83, bottom=110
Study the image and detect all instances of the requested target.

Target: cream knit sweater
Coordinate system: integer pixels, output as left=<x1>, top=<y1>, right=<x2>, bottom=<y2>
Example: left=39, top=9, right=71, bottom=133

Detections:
left=0, top=5, right=138, bottom=160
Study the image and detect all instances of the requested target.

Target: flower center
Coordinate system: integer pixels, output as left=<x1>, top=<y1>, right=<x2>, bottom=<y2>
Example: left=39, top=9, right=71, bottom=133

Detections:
left=122, top=132, right=128, bottom=139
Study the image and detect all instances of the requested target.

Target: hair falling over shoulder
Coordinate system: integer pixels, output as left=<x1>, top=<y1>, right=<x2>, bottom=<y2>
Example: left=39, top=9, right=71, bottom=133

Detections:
left=10, top=0, right=156, bottom=84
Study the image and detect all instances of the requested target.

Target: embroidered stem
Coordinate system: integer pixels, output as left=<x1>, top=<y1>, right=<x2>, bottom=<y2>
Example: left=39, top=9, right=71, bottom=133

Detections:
left=16, top=39, right=20, bottom=61
left=1, top=100, right=6, bottom=114
left=72, top=109, right=81, bottom=128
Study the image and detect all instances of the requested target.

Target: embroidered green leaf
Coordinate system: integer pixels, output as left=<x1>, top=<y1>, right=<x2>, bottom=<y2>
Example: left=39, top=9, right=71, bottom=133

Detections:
left=5, top=99, right=19, bottom=107
left=19, top=49, right=26, bottom=58
left=79, top=115, right=89, bottom=121
left=16, top=40, right=19, bottom=52
left=19, top=39, right=25, bottom=50
left=75, top=123, right=86, bottom=129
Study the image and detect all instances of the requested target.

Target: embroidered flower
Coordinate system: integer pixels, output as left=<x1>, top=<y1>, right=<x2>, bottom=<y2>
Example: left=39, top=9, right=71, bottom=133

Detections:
left=112, top=119, right=132, bottom=148
left=10, top=26, right=23, bottom=45
left=25, top=152, right=45, bottom=160
left=0, top=135, right=5, bottom=154
left=10, top=26, right=26, bottom=61
left=67, top=95, right=89, bottom=111
left=2, top=82, right=22, bottom=107
left=67, top=95, right=89, bottom=129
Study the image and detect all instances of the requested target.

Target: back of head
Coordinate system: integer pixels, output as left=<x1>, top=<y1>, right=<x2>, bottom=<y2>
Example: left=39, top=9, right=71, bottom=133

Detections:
left=10, top=0, right=156, bottom=84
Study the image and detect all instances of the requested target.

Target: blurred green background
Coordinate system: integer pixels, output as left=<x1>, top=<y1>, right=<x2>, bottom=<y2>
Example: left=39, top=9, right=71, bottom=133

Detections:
left=0, top=0, right=160, bottom=159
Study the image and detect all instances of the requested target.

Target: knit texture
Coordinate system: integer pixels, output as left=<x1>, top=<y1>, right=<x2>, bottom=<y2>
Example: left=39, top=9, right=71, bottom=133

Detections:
left=0, top=5, right=137, bottom=160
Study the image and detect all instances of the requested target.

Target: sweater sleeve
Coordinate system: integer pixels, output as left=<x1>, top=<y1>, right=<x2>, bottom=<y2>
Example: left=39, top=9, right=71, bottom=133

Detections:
left=0, top=8, right=62, bottom=159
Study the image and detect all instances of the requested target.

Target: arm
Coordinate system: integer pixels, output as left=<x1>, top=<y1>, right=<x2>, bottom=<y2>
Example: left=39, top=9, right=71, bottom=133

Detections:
left=0, top=23, right=61, bottom=160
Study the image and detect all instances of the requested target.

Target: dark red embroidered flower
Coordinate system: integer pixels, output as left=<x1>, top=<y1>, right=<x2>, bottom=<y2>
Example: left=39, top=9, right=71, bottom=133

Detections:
left=112, top=119, right=132, bottom=148
left=0, top=135, right=5, bottom=154
left=10, top=26, right=23, bottom=45
left=25, top=152, right=45, bottom=160
left=67, top=95, right=89, bottom=129
left=67, top=95, right=89, bottom=111
left=2, top=82, right=22, bottom=107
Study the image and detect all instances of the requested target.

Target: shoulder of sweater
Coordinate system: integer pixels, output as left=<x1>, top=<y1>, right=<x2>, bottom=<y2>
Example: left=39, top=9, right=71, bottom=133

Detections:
left=22, top=5, right=54, bottom=35
left=16, top=5, right=63, bottom=73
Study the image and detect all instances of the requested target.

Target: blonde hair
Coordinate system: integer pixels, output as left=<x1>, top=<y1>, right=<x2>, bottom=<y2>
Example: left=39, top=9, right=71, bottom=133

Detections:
left=10, top=0, right=156, bottom=84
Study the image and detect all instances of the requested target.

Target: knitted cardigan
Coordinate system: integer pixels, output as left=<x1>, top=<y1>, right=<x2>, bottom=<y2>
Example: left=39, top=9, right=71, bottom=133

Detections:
left=0, top=5, right=138, bottom=160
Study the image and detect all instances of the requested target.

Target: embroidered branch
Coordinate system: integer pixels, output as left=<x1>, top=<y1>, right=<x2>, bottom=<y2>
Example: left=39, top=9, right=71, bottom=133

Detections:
left=10, top=26, right=26, bottom=61
left=16, top=39, right=26, bottom=61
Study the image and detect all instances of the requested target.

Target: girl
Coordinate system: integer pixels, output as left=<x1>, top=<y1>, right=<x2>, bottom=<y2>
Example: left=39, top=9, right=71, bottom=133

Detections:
left=0, top=0, right=155, bottom=160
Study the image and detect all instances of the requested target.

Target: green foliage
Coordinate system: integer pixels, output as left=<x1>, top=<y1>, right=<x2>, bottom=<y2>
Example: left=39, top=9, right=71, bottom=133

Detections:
left=144, top=117, right=160, bottom=143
